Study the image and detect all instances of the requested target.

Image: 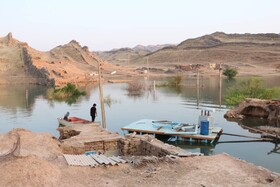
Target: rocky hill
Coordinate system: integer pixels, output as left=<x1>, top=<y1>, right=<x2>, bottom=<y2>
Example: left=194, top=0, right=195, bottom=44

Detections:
left=138, top=32, right=280, bottom=71
left=0, top=33, right=36, bottom=84
left=99, top=32, right=280, bottom=76
left=0, top=33, right=125, bottom=86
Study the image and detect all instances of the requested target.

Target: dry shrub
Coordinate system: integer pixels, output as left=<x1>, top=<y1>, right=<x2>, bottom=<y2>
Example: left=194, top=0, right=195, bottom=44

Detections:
left=126, top=81, right=145, bottom=95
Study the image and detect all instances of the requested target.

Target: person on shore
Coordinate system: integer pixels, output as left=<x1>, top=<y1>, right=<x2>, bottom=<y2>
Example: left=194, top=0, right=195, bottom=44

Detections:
left=64, top=112, right=70, bottom=121
left=90, top=103, right=97, bottom=122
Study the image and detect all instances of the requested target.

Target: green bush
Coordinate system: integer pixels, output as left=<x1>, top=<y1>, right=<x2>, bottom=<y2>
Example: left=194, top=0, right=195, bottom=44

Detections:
left=223, top=68, right=238, bottom=79
left=48, top=83, right=86, bottom=104
left=225, top=77, right=280, bottom=106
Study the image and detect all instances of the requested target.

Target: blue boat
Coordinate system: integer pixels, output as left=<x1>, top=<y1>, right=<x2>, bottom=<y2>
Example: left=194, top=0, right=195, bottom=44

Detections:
left=121, top=119, right=223, bottom=144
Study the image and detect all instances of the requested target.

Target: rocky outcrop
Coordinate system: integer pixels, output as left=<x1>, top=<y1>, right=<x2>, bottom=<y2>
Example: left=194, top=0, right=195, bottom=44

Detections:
left=224, top=98, right=280, bottom=122
left=22, top=47, right=55, bottom=86
left=6, top=32, right=13, bottom=46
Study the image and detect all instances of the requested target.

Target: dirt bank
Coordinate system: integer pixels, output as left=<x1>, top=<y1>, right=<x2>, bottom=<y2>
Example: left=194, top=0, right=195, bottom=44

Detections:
left=1, top=128, right=280, bottom=187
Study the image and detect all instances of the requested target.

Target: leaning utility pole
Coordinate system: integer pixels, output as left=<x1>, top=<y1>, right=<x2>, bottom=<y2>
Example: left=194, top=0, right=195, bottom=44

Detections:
left=219, top=63, right=222, bottom=108
left=196, top=70, right=200, bottom=108
left=98, top=61, right=106, bottom=128
left=146, top=56, right=149, bottom=78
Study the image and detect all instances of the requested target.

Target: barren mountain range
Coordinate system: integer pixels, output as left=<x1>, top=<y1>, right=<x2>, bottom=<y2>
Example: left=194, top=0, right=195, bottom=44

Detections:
left=99, top=32, right=280, bottom=76
left=0, top=32, right=279, bottom=86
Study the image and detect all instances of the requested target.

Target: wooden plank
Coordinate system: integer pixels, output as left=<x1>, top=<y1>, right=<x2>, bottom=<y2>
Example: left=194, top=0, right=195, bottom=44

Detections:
left=240, top=125, right=280, bottom=140
left=222, top=132, right=273, bottom=141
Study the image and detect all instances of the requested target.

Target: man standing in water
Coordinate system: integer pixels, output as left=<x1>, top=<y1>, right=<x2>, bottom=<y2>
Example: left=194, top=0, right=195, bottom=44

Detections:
left=90, top=103, right=97, bottom=122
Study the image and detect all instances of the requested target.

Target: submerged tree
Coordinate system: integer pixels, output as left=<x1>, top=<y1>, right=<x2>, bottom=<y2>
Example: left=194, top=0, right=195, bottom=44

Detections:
left=223, top=68, right=238, bottom=79
left=48, top=83, right=86, bottom=104
left=104, top=94, right=118, bottom=107
left=225, top=77, right=280, bottom=106
left=157, top=74, right=183, bottom=87
left=126, top=80, right=146, bottom=96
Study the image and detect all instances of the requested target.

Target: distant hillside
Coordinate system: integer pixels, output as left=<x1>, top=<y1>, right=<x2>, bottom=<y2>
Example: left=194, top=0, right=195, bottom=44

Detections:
left=97, top=32, right=280, bottom=76
left=0, top=33, right=124, bottom=86
left=133, top=44, right=174, bottom=52
left=132, top=32, right=280, bottom=74
left=97, top=47, right=149, bottom=66
left=177, top=32, right=280, bottom=49
left=98, top=44, right=174, bottom=65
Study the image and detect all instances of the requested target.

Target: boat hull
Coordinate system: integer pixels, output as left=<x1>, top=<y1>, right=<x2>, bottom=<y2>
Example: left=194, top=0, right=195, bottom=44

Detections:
left=58, top=117, right=95, bottom=126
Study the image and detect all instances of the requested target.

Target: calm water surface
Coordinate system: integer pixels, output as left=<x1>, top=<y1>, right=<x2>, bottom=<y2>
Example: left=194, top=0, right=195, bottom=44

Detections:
left=0, top=76, right=279, bottom=173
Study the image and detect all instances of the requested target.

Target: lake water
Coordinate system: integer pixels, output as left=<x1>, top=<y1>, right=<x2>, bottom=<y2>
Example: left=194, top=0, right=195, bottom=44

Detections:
left=0, top=75, right=279, bottom=173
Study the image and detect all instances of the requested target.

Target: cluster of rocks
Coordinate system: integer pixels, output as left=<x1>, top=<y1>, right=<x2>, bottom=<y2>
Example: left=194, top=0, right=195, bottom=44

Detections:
left=224, top=98, right=280, bottom=122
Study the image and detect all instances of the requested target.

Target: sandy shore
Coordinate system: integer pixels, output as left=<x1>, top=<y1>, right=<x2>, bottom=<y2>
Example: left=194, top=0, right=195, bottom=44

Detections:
left=1, top=128, right=280, bottom=187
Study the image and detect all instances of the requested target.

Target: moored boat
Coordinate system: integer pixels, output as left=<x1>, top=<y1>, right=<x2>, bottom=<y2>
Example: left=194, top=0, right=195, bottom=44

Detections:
left=121, top=118, right=223, bottom=144
left=57, top=116, right=95, bottom=126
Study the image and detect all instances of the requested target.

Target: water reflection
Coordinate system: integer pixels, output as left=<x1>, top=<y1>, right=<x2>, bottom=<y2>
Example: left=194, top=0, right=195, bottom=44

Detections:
left=226, top=117, right=280, bottom=133
left=167, top=141, right=216, bottom=156
left=0, top=76, right=279, bottom=173
left=268, top=143, right=280, bottom=155
left=0, top=84, right=47, bottom=115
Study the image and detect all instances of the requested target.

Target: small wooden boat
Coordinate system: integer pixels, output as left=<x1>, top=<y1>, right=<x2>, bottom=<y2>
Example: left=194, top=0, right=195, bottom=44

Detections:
left=57, top=116, right=94, bottom=126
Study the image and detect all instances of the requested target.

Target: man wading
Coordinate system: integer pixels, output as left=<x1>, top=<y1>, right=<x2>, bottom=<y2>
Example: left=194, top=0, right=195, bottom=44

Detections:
left=90, top=103, right=97, bottom=122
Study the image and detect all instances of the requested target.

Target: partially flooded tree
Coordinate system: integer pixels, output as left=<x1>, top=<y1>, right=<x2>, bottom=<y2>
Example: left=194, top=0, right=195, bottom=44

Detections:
left=223, top=68, right=238, bottom=79
left=157, top=74, right=183, bottom=87
left=126, top=80, right=146, bottom=96
left=48, top=83, right=86, bottom=104
left=104, top=95, right=118, bottom=107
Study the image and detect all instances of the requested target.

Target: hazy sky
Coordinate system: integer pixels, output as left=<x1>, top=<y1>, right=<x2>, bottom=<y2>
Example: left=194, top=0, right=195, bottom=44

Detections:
left=0, top=0, right=279, bottom=51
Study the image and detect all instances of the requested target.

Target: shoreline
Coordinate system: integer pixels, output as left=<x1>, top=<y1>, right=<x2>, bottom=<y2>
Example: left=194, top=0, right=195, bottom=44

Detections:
left=0, top=62, right=279, bottom=86
left=0, top=127, right=280, bottom=186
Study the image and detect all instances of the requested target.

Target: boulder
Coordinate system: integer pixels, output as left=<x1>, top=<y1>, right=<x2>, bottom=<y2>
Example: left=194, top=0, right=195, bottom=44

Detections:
left=224, top=98, right=280, bottom=121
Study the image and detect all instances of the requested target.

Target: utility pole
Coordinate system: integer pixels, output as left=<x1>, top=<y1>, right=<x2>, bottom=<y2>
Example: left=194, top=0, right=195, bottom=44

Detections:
left=219, top=63, right=222, bottom=108
left=98, top=61, right=106, bottom=128
left=146, top=56, right=149, bottom=78
left=196, top=70, right=200, bottom=108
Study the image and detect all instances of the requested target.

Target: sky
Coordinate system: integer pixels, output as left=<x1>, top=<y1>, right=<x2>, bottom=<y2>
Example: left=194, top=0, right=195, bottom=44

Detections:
left=0, top=0, right=279, bottom=51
